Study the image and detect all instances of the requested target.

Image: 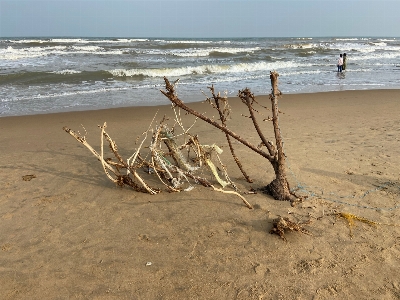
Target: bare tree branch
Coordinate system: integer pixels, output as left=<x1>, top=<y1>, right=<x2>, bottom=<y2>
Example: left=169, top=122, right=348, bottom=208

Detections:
left=161, top=77, right=274, bottom=161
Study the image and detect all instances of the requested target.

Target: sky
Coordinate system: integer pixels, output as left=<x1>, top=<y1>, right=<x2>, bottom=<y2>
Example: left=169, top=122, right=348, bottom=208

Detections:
left=0, top=0, right=399, bottom=38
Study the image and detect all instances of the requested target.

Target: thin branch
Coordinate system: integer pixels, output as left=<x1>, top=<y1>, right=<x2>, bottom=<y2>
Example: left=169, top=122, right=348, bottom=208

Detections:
left=238, top=89, right=277, bottom=159
left=206, top=85, right=253, bottom=183
left=99, top=123, right=119, bottom=183
left=161, top=77, right=274, bottom=162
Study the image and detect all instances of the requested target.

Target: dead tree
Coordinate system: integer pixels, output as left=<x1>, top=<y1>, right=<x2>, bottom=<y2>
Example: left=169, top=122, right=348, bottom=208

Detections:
left=263, top=71, right=296, bottom=201
left=161, top=72, right=298, bottom=203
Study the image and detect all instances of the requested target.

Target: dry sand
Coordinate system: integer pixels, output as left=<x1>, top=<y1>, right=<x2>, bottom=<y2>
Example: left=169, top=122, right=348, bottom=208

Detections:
left=1, top=89, right=399, bottom=299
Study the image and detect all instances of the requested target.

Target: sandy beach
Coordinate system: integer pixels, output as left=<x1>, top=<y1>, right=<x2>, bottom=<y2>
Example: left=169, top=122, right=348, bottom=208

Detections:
left=1, top=89, right=399, bottom=299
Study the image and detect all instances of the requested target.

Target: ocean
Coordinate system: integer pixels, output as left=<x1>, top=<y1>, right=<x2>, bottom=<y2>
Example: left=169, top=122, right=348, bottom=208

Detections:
left=1, top=37, right=399, bottom=117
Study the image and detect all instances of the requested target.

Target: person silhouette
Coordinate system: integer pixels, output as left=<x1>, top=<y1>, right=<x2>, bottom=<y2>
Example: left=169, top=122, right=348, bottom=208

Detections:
left=337, top=54, right=343, bottom=72
left=342, top=53, right=347, bottom=71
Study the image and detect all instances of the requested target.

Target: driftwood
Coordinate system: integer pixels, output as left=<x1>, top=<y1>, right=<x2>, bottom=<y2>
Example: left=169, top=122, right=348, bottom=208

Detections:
left=263, top=72, right=297, bottom=202
left=270, top=216, right=312, bottom=241
left=160, top=72, right=299, bottom=203
left=63, top=123, right=159, bottom=194
left=64, top=72, right=299, bottom=208
left=63, top=109, right=253, bottom=209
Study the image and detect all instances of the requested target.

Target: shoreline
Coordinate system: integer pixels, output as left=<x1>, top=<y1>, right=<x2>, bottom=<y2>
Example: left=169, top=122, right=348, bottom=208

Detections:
left=3, top=36, right=400, bottom=120
left=1, top=88, right=400, bottom=119
left=1, top=88, right=400, bottom=299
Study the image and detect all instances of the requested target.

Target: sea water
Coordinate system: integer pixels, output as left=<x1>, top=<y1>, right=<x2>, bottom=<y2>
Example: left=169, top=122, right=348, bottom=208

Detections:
left=1, top=37, right=399, bottom=117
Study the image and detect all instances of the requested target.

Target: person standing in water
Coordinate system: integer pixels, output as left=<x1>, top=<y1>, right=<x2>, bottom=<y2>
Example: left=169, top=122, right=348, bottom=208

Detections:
left=337, top=54, right=343, bottom=72
left=342, top=53, right=347, bottom=71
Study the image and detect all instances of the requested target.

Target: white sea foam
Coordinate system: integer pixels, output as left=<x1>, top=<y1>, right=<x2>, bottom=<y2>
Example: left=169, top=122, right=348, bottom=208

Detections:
left=69, top=38, right=149, bottom=44
left=335, top=38, right=360, bottom=41
left=153, top=39, right=231, bottom=44
left=71, top=45, right=104, bottom=52
left=139, top=46, right=261, bottom=57
left=379, top=38, right=397, bottom=42
left=0, top=46, right=65, bottom=60
left=0, top=44, right=125, bottom=61
left=175, top=47, right=262, bottom=57
left=116, top=38, right=149, bottom=43
left=50, top=38, right=88, bottom=43
left=346, top=51, right=400, bottom=61
left=8, top=39, right=50, bottom=44
left=50, top=70, right=82, bottom=75
left=284, top=43, right=315, bottom=49
left=369, top=42, right=387, bottom=47
left=109, top=61, right=305, bottom=78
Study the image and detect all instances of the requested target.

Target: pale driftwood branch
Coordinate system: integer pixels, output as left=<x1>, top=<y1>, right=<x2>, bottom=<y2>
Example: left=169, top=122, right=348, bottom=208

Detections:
left=99, top=122, right=159, bottom=194
left=214, top=152, right=238, bottom=192
left=149, top=120, right=237, bottom=193
left=99, top=123, right=119, bottom=184
left=131, top=170, right=159, bottom=195
left=63, top=126, right=117, bottom=176
left=211, top=185, right=253, bottom=209
left=127, top=111, right=158, bottom=170
left=102, top=128, right=125, bottom=165
left=151, top=156, right=181, bottom=192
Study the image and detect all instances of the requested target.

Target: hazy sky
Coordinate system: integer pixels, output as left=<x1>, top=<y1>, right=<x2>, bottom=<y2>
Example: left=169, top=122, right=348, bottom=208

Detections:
left=0, top=0, right=399, bottom=38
